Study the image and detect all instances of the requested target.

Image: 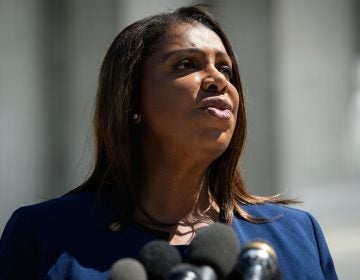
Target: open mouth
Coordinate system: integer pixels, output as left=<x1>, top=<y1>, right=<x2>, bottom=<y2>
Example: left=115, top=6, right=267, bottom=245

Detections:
left=200, top=97, right=232, bottom=120
left=202, top=107, right=232, bottom=119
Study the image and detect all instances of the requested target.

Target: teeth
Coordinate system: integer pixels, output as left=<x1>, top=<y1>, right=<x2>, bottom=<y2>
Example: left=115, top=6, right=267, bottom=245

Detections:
left=203, top=106, right=228, bottom=110
left=203, top=107, right=232, bottom=119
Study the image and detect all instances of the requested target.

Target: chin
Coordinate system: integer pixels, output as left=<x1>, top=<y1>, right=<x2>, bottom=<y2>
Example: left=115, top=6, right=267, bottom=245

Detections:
left=203, top=129, right=233, bottom=146
left=200, top=134, right=231, bottom=159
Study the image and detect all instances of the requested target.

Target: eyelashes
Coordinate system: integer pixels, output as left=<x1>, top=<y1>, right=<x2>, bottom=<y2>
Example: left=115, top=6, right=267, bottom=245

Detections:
left=217, top=65, right=232, bottom=79
left=173, top=58, right=233, bottom=80
left=174, top=58, right=196, bottom=70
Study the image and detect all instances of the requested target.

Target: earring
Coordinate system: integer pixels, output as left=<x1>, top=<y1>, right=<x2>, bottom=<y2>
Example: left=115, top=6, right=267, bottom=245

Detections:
left=133, top=113, right=141, bottom=124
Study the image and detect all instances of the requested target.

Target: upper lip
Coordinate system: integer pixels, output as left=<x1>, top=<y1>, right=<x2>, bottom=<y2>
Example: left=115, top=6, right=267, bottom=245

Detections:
left=199, top=96, right=232, bottom=111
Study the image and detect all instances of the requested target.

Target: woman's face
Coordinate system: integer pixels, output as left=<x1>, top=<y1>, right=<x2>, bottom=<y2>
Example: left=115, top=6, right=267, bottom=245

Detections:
left=140, top=22, right=239, bottom=164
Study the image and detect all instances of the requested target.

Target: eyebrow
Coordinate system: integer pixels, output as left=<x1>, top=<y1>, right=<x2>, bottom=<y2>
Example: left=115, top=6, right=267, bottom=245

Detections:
left=161, top=47, right=232, bottom=63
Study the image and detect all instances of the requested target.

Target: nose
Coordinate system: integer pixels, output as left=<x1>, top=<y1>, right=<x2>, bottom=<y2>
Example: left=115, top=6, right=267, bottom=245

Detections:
left=201, top=66, right=228, bottom=93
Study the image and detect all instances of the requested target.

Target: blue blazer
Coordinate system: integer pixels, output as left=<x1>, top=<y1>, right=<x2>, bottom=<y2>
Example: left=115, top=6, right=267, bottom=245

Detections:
left=0, top=190, right=337, bottom=279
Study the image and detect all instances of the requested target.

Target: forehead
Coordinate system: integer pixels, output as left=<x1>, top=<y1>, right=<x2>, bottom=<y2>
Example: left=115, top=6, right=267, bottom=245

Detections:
left=153, top=22, right=228, bottom=57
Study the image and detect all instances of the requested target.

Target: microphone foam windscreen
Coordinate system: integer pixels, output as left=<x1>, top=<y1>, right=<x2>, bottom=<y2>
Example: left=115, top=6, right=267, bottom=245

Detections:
left=187, top=222, right=240, bottom=279
left=108, top=258, right=147, bottom=280
left=138, top=240, right=182, bottom=279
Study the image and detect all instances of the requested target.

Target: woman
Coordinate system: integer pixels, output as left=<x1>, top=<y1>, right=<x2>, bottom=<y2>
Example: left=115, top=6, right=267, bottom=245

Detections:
left=0, top=5, right=337, bottom=279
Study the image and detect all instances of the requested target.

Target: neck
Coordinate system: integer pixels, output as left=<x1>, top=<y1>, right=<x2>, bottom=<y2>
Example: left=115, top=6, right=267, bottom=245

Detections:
left=135, top=160, right=218, bottom=227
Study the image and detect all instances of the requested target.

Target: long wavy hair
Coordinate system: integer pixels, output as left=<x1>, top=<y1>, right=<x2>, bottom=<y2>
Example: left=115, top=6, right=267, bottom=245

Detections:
left=74, top=5, right=292, bottom=224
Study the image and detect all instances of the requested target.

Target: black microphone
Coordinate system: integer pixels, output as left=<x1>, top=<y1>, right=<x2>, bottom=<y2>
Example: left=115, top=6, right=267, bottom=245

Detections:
left=167, top=263, right=202, bottom=280
left=185, top=222, right=241, bottom=280
left=232, top=240, right=281, bottom=280
left=108, top=258, right=147, bottom=280
left=138, top=240, right=182, bottom=280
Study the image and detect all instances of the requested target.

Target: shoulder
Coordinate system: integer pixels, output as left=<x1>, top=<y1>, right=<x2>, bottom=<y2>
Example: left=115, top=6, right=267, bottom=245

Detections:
left=234, top=203, right=323, bottom=245
left=9, top=190, right=108, bottom=225
left=241, top=203, right=316, bottom=226
left=7, top=190, right=115, bottom=242
left=231, top=203, right=337, bottom=279
left=18, top=190, right=98, bottom=214
left=0, top=190, right=112, bottom=252
left=232, top=203, right=318, bottom=242
left=241, top=202, right=310, bottom=219
left=0, top=190, right=114, bottom=279
left=0, top=191, right=102, bottom=246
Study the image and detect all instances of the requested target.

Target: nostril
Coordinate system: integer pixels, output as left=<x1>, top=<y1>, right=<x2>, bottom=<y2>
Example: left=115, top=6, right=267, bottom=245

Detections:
left=208, top=84, right=218, bottom=92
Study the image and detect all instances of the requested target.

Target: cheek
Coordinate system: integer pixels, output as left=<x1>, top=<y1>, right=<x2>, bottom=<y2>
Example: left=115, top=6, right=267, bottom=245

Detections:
left=228, top=86, right=240, bottom=136
left=230, top=85, right=240, bottom=114
left=170, top=73, right=202, bottom=95
left=142, top=74, right=201, bottom=112
left=234, top=96, right=240, bottom=117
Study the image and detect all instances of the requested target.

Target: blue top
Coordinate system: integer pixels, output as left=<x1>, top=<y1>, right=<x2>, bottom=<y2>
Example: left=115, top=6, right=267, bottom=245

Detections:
left=0, top=190, right=337, bottom=279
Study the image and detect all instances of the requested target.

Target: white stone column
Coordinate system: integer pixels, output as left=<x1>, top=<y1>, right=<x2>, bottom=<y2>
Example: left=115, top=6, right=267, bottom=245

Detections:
left=0, top=0, right=47, bottom=231
left=272, top=0, right=358, bottom=278
left=217, top=0, right=276, bottom=196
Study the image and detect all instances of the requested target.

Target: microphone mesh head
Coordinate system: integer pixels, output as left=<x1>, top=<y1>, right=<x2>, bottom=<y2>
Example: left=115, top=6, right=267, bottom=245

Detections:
left=138, top=240, right=182, bottom=279
left=187, top=222, right=240, bottom=278
left=109, top=258, right=147, bottom=280
left=237, top=240, right=279, bottom=279
left=168, top=263, right=201, bottom=280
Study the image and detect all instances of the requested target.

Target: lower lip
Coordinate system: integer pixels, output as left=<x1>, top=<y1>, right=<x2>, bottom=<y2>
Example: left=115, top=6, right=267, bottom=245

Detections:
left=202, top=107, right=232, bottom=120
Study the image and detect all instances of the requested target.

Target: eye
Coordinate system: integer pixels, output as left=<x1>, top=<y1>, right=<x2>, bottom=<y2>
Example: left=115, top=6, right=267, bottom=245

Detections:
left=174, top=58, right=197, bottom=70
left=218, top=64, right=233, bottom=80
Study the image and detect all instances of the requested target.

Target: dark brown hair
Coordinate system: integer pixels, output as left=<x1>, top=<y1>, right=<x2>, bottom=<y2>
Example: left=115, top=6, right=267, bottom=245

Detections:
left=75, top=5, right=293, bottom=223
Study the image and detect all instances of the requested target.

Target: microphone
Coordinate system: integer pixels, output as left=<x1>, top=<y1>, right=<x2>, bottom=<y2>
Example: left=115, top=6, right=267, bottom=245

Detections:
left=185, top=222, right=241, bottom=279
left=138, top=240, right=182, bottom=280
left=167, top=263, right=202, bottom=280
left=232, top=240, right=280, bottom=280
left=168, top=263, right=218, bottom=280
left=108, top=258, right=147, bottom=280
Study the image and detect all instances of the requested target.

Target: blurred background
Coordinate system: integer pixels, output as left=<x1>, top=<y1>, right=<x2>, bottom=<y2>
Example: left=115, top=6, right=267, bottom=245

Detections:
left=0, top=0, right=359, bottom=278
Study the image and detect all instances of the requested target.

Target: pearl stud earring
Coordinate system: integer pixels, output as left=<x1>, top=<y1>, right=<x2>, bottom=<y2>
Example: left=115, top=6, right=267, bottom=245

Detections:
left=133, top=113, right=141, bottom=124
